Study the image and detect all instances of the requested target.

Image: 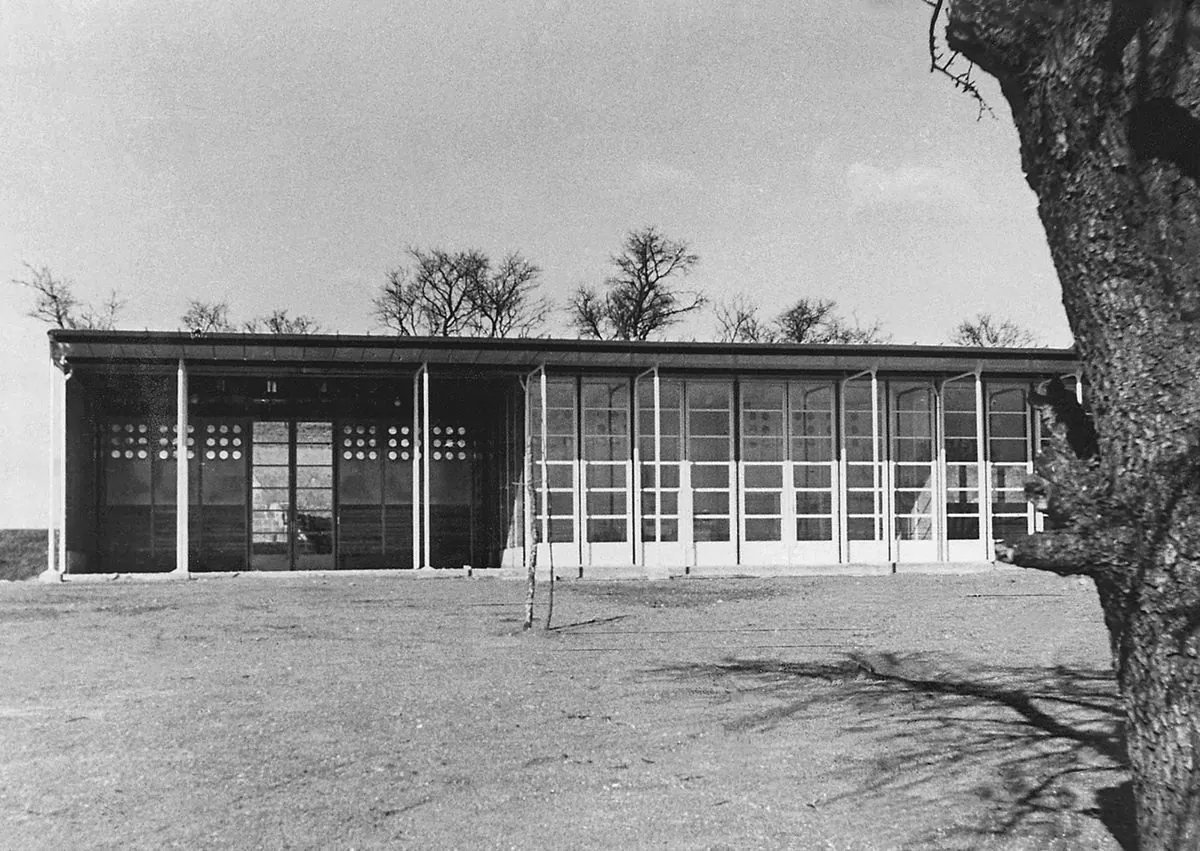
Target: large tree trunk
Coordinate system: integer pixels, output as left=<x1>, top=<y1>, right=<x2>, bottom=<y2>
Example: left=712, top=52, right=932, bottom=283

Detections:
left=945, top=2, right=1200, bottom=847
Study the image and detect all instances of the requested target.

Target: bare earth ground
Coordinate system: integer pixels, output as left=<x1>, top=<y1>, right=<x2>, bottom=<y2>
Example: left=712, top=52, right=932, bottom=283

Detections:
left=0, top=571, right=1127, bottom=850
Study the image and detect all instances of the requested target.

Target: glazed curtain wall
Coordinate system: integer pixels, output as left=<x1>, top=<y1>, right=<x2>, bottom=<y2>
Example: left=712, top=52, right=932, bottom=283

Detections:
left=528, top=374, right=1042, bottom=570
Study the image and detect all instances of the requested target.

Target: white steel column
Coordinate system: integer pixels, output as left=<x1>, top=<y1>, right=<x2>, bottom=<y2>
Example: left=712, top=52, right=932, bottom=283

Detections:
left=59, top=365, right=68, bottom=576
left=872, top=369, right=889, bottom=562
left=45, top=358, right=57, bottom=576
left=653, top=369, right=662, bottom=561
left=838, top=369, right=871, bottom=564
left=976, top=367, right=992, bottom=555
left=174, top=358, right=189, bottom=576
left=422, top=364, right=431, bottom=568
left=539, top=369, right=549, bottom=549
left=632, top=366, right=657, bottom=566
left=411, top=366, right=423, bottom=570
left=940, top=370, right=977, bottom=563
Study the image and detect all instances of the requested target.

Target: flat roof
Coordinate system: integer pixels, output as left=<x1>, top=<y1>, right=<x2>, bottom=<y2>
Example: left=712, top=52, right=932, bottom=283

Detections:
left=49, top=330, right=1080, bottom=376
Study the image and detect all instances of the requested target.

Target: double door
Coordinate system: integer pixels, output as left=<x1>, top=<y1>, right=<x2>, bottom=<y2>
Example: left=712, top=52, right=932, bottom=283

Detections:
left=251, top=421, right=334, bottom=570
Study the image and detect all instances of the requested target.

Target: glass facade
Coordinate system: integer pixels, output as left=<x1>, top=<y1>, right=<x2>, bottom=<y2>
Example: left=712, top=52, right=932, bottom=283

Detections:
left=84, top=364, right=1057, bottom=575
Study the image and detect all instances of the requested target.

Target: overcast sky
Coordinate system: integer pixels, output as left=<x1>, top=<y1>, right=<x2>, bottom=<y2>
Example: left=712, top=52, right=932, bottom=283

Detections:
left=0, top=0, right=1071, bottom=527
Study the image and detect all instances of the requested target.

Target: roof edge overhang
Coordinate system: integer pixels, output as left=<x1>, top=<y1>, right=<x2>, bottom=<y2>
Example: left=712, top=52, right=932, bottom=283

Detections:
left=48, top=329, right=1081, bottom=376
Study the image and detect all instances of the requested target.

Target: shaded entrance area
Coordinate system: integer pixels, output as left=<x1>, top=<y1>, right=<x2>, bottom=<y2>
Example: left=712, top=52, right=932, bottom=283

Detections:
left=84, top=370, right=521, bottom=573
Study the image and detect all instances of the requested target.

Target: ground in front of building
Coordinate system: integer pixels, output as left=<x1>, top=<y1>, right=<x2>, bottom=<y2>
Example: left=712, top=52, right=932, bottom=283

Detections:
left=1, top=572, right=1128, bottom=850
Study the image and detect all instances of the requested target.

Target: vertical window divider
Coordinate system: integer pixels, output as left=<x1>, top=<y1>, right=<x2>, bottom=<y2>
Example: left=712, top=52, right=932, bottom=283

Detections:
left=976, top=368, right=991, bottom=553
left=839, top=368, right=874, bottom=565
left=940, top=369, right=977, bottom=562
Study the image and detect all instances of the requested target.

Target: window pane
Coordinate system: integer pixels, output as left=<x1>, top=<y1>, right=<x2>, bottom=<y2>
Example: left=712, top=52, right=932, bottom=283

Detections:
left=694, top=517, right=729, bottom=541
left=846, top=492, right=877, bottom=514
left=744, top=492, right=781, bottom=515
left=895, top=440, right=933, bottom=462
left=296, top=466, right=332, bottom=489
left=944, top=384, right=975, bottom=412
left=792, top=437, right=832, bottom=462
left=947, top=517, right=980, bottom=540
left=894, top=465, right=933, bottom=489
left=745, top=518, right=781, bottom=541
left=990, top=439, right=1028, bottom=463
left=945, top=438, right=978, bottom=462
left=254, top=466, right=289, bottom=488
left=586, top=491, right=626, bottom=516
left=796, top=492, right=832, bottom=515
left=586, top=465, right=626, bottom=489
left=548, top=518, right=574, bottom=543
left=895, top=491, right=932, bottom=516
left=641, top=518, right=679, bottom=542
left=990, top=413, right=1027, bottom=438
left=689, top=437, right=730, bottom=462
left=741, top=383, right=784, bottom=409
left=296, top=489, right=332, bottom=511
left=944, top=413, right=977, bottom=437
left=547, top=492, right=573, bottom=516
left=746, top=465, right=783, bottom=488
left=945, top=465, right=979, bottom=489
left=989, top=389, right=1026, bottom=413
left=896, top=516, right=933, bottom=541
left=689, top=384, right=730, bottom=409
left=640, top=464, right=680, bottom=489
left=640, top=491, right=678, bottom=515
left=587, top=518, right=626, bottom=542
left=797, top=516, right=833, bottom=541
left=793, top=465, right=831, bottom=489
left=845, top=465, right=878, bottom=488
left=694, top=491, right=730, bottom=515
left=690, top=410, right=731, bottom=436
left=743, top=438, right=784, bottom=462
left=584, top=436, right=629, bottom=461
left=691, top=465, right=729, bottom=488
left=992, top=516, right=1028, bottom=543
left=848, top=517, right=878, bottom=540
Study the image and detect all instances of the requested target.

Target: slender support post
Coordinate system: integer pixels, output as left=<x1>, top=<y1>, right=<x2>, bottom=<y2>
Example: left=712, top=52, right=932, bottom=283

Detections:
left=632, top=366, right=659, bottom=568
left=46, top=358, right=56, bottom=576
left=871, top=368, right=885, bottom=560
left=975, top=367, right=992, bottom=557
left=653, top=368, right=662, bottom=567
left=412, top=366, right=422, bottom=570
left=422, top=365, right=431, bottom=569
left=174, top=358, right=189, bottom=576
left=940, top=370, right=978, bottom=563
left=838, top=369, right=873, bottom=564
left=539, top=369, right=549, bottom=551
left=59, top=365, right=68, bottom=576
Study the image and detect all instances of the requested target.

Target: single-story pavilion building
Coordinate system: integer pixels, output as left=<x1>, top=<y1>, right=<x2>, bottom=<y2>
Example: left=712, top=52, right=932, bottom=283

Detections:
left=43, top=330, right=1080, bottom=579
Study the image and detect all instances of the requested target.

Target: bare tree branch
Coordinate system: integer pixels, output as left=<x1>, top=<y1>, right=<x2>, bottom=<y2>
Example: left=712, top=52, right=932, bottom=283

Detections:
left=243, top=309, right=324, bottom=334
left=570, top=226, right=706, bottom=340
left=950, top=313, right=1040, bottom=347
left=181, top=299, right=234, bottom=334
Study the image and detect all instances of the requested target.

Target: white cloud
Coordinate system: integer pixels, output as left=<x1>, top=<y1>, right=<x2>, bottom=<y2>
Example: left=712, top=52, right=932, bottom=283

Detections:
left=634, top=160, right=700, bottom=190
left=843, top=161, right=976, bottom=210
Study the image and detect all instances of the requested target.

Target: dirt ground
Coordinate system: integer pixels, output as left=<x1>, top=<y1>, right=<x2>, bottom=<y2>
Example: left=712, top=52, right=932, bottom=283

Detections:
left=0, top=570, right=1127, bottom=850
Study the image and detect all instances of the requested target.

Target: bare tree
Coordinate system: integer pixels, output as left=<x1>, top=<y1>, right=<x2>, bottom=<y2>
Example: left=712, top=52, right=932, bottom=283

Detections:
left=374, top=247, right=549, bottom=338
left=243, top=310, right=324, bottom=334
left=569, top=226, right=705, bottom=340
left=181, top=299, right=234, bottom=334
left=950, top=313, right=1039, bottom=347
left=13, top=263, right=124, bottom=330
left=715, top=295, right=887, bottom=344
left=469, top=253, right=550, bottom=338
left=939, top=1, right=1200, bottom=844
left=715, top=295, right=779, bottom=343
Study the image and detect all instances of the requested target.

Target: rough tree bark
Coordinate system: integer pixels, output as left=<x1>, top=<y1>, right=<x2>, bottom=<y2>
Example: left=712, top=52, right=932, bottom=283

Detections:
left=944, top=1, right=1200, bottom=846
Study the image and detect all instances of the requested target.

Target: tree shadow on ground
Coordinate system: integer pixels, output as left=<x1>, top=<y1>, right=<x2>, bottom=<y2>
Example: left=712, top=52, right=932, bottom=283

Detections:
left=652, top=653, right=1134, bottom=849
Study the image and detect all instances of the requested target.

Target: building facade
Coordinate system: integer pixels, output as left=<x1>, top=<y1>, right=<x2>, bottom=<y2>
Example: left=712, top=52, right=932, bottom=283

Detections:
left=43, top=331, right=1080, bottom=579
